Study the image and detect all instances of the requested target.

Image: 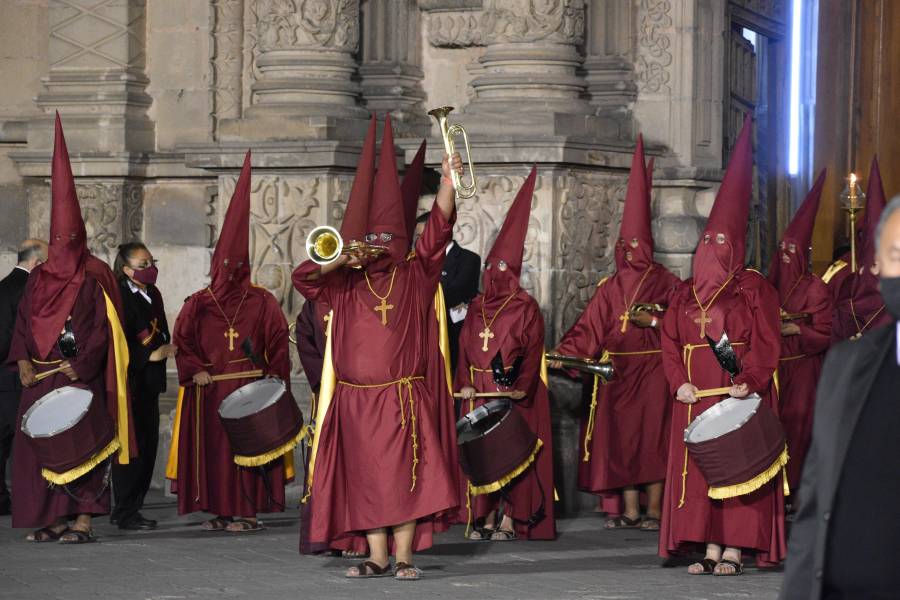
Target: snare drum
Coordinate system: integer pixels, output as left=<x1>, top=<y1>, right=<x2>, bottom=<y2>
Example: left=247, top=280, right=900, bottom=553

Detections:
left=21, top=385, right=117, bottom=484
left=218, top=377, right=304, bottom=466
left=456, top=399, right=541, bottom=493
left=684, top=394, right=787, bottom=499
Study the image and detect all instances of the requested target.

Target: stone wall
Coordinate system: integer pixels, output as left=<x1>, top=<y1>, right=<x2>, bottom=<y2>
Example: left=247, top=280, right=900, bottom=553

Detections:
left=0, top=0, right=730, bottom=513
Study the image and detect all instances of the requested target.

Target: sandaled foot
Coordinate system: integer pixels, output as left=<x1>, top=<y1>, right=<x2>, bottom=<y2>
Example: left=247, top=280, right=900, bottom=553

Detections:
left=393, top=562, right=423, bottom=581
left=225, top=518, right=263, bottom=533
left=490, top=528, right=517, bottom=541
left=59, top=529, right=95, bottom=545
left=345, top=560, right=392, bottom=579
left=604, top=515, right=642, bottom=529
left=688, top=558, right=718, bottom=575
left=202, top=516, right=232, bottom=531
left=714, top=558, right=743, bottom=576
left=468, top=526, right=495, bottom=541
left=26, top=526, right=68, bottom=543
left=639, top=517, right=660, bottom=531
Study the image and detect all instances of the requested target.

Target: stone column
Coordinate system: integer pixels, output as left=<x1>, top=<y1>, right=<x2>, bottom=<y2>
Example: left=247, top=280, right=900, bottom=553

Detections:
left=358, top=0, right=429, bottom=136
left=221, top=0, right=369, bottom=140
left=583, top=0, right=637, bottom=128
left=462, top=0, right=596, bottom=135
left=31, top=0, right=154, bottom=152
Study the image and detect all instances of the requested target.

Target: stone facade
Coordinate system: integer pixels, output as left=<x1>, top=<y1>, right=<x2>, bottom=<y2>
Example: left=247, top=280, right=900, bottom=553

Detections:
left=0, top=0, right=735, bottom=511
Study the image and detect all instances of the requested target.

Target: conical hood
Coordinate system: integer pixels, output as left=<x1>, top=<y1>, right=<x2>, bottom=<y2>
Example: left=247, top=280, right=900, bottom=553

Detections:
left=692, top=114, right=753, bottom=302
left=859, top=155, right=886, bottom=270
left=483, top=167, right=537, bottom=300
left=616, top=134, right=653, bottom=272
left=401, top=139, right=427, bottom=241
left=209, top=150, right=252, bottom=299
left=340, top=114, right=377, bottom=241
left=30, top=113, right=89, bottom=358
left=769, top=168, right=826, bottom=292
left=367, top=114, right=408, bottom=262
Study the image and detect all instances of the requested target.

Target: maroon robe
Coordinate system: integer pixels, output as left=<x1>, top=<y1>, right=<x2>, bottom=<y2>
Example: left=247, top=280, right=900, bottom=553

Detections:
left=169, top=286, right=292, bottom=516
left=659, top=271, right=787, bottom=566
left=454, top=291, right=556, bottom=540
left=8, top=276, right=111, bottom=528
left=556, top=266, right=679, bottom=494
left=292, top=206, right=459, bottom=551
left=775, top=275, right=831, bottom=490
left=831, top=271, right=891, bottom=342
left=295, top=300, right=328, bottom=394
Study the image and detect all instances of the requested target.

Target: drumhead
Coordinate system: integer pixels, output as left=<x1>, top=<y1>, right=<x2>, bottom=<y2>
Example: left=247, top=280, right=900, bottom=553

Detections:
left=684, top=394, right=761, bottom=444
left=21, top=386, right=94, bottom=438
left=218, top=377, right=286, bottom=419
left=456, top=399, right=510, bottom=444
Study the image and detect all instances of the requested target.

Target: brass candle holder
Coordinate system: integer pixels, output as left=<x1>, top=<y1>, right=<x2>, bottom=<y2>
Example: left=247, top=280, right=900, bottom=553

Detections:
left=840, top=172, right=865, bottom=273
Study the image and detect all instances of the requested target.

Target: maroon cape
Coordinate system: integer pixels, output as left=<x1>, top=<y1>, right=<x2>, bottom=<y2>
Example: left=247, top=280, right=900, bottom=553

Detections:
left=556, top=265, right=680, bottom=495
left=774, top=273, right=831, bottom=490
left=659, top=270, right=787, bottom=567
left=454, top=290, right=556, bottom=540
left=8, top=276, right=111, bottom=528
left=169, top=285, right=292, bottom=516
left=292, top=206, right=459, bottom=551
left=831, top=271, right=891, bottom=342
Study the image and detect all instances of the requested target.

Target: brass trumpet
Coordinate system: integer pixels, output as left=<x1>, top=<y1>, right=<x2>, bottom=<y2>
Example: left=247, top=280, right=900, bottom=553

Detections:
left=428, top=106, right=477, bottom=199
left=546, top=353, right=615, bottom=381
left=305, top=225, right=387, bottom=266
left=629, top=303, right=666, bottom=315
left=780, top=310, right=810, bottom=322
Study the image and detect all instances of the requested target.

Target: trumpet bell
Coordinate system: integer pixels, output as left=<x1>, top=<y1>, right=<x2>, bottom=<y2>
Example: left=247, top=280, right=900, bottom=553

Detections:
left=306, top=225, right=343, bottom=265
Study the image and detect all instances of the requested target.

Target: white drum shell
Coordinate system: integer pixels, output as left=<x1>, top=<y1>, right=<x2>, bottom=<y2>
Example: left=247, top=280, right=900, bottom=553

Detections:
left=683, top=394, right=762, bottom=443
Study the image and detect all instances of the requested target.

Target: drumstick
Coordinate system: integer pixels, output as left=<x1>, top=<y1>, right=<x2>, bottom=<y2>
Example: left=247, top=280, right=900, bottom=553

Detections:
left=694, top=386, right=733, bottom=399
left=453, top=390, right=525, bottom=399
left=34, top=365, right=67, bottom=383
left=209, top=369, right=264, bottom=382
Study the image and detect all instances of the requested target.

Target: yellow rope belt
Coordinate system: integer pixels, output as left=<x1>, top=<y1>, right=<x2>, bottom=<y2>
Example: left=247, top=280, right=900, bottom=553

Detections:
left=778, top=354, right=807, bottom=362
left=337, top=375, right=424, bottom=492
left=678, top=342, right=744, bottom=509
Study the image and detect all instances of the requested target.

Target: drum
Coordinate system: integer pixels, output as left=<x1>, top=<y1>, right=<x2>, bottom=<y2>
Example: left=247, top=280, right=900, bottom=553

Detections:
left=456, top=399, right=540, bottom=491
left=218, top=377, right=304, bottom=465
left=684, top=394, right=787, bottom=498
left=21, top=385, right=116, bottom=483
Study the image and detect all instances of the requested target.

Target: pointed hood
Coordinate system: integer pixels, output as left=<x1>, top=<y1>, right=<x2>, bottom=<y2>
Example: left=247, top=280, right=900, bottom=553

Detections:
left=401, top=139, right=427, bottom=241
left=366, top=114, right=408, bottom=267
left=769, top=169, right=826, bottom=294
left=29, top=113, right=89, bottom=359
left=859, top=155, right=886, bottom=270
left=483, top=166, right=537, bottom=301
left=616, top=134, right=653, bottom=274
left=340, top=114, right=377, bottom=242
left=692, top=114, right=754, bottom=302
left=209, top=150, right=252, bottom=300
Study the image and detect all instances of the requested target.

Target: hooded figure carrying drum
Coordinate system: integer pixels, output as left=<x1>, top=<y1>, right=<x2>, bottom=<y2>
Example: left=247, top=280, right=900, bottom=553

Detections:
left=659, top=116, right=787, bottom=575
left=8, top=115, right=133, bottom=544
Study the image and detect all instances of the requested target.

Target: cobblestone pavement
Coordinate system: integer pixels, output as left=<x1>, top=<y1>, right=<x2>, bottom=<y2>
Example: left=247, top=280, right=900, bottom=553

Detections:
left=0, top=491, right=783, bottom=600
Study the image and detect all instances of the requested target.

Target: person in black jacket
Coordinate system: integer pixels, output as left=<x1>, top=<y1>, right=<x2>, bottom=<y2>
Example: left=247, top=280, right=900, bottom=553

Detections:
left=780, top=196, right=900, bottom=600
left=110, top=242, right=176, bottom=530
left=413, top=212, right=481, bottom=373
left=0, top=239, right=46, bottom=515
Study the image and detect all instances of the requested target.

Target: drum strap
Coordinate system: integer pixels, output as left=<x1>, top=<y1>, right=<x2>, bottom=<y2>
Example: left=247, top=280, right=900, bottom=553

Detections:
left=337, top=376, right=425, bottom=492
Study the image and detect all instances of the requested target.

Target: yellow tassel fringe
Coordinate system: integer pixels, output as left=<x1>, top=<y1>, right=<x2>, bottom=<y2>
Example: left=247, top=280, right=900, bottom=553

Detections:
left=41, top=438, right=121, bottom=486
left=707, top=446, right=790, bottom=500
left=469, top=439, right=543, bottom=496
left=233, top=428, right=307, bottom=468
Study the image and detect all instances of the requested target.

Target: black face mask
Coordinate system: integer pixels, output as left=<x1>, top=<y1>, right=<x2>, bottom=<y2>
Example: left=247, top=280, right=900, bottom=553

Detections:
left=880, top=276, right=900, bottom=320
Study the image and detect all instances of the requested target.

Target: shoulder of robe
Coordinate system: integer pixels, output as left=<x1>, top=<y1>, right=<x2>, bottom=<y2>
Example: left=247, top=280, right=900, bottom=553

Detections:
left=736, top=268, right=777, bottom=299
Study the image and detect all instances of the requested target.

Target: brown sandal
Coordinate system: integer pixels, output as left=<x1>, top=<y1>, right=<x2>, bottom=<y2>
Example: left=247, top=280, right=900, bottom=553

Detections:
left=393, top=562, right=423, bottom=581
left=26, top=527, right=68, bottom=543
left=226, top=518, right=264, bottom=533
left=688, top=557, right=718, bottom=575
left=59, top=529, right=96, bottom=545
left=714, top=558, right=743, bottom=576
left=202, top=516, right=232, bottom=531
left=604, top=515, right=642, bottom=529
left=345, top=561, right=392, bottom=579
left=639, top=517, right=660, bottom=531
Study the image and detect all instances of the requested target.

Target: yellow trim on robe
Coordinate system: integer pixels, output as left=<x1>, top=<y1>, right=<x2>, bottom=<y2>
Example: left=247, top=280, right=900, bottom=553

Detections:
left=435, top=284, right=454, bottom=396
left=304, top=308, right=336, bottom=499
left=41, top=438, right=121, bottom=485
left=165, top=386, right=185, bottom=480
left=596, top=276, right=609, bottom=288
left=101, top=289, right=131, bottom=465
left=821, top=259, right=848, bottom=284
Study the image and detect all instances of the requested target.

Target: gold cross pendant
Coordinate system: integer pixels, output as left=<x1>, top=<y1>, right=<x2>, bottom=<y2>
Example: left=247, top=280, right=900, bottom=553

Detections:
left=479, top=326, right=494, bottom=352
left=694, top=310, right=711, bottom=340
left=224, top=326, right=239, bottom=351
left=374, top=298, right=394, bottom=326
left=619, top=311, right=629, bottom=334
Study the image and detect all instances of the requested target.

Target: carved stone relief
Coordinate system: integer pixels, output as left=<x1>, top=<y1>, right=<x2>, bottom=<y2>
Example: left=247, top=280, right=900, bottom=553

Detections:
left=211, top=0, right=245, bottom=136
left=635, top=0, right=673, bottom=94
left=480, top=0, right=585, bottom=45
left=49, top=0, right=147, bottom=70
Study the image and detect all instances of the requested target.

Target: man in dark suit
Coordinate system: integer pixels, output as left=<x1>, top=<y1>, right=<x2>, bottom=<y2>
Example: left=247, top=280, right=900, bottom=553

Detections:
left=0, top=239, right=47, bottom=515
left=780, top=196, right=900, bottom=600
left=414, top=212, right=481, bottom=373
